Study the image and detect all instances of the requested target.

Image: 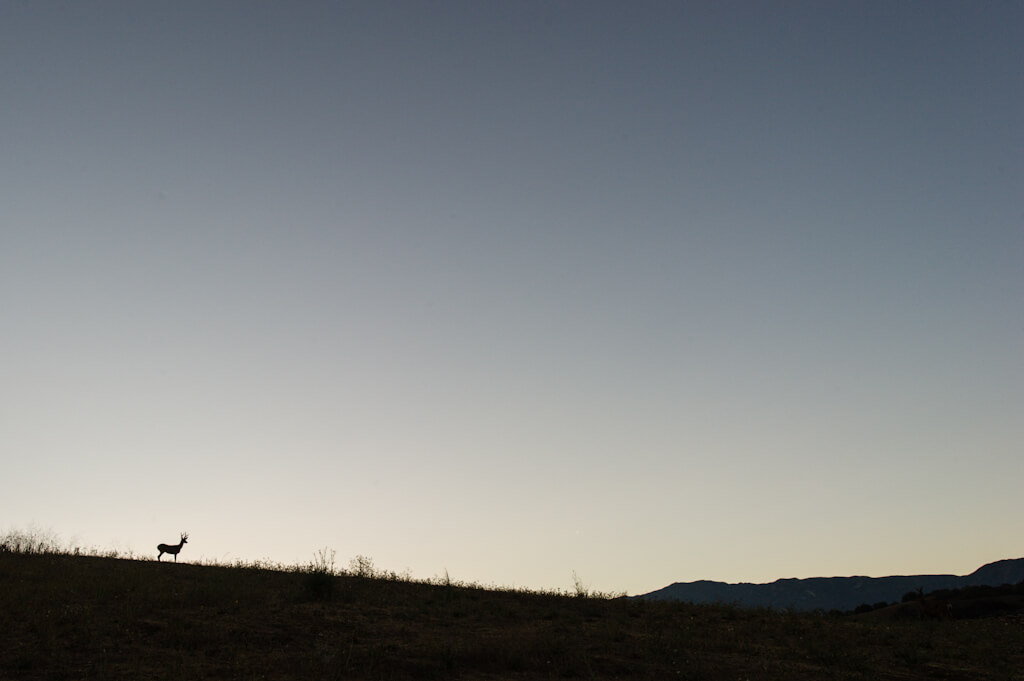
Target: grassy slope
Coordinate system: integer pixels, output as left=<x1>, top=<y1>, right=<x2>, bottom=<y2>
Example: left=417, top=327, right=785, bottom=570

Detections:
left=2, top=552, right=1022, bottom=680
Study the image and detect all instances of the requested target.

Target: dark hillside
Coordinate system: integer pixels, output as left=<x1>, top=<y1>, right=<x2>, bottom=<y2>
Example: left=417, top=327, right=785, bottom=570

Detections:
left=3, top=552, right=1024, bottom=680
left=859, top=581, right=1024, bottom=622
left=965, top=558, right=1024, bottom=586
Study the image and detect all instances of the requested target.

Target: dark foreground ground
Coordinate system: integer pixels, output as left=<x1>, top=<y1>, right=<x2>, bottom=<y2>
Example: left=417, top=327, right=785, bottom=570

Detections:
left=3, top=552, right=1023, bottom=680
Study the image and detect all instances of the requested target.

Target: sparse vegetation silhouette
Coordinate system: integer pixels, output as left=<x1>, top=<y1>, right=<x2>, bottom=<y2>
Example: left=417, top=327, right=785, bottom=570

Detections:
left=303, top=547, right=337, bottom=601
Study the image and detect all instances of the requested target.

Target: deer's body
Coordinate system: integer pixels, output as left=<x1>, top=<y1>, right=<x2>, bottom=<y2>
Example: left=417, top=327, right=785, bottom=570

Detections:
left=157, top=533, right=188, bottom=562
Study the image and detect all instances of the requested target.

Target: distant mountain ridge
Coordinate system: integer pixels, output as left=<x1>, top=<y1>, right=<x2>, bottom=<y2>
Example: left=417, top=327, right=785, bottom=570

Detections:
left=635, top=558, right=1024, bottom=612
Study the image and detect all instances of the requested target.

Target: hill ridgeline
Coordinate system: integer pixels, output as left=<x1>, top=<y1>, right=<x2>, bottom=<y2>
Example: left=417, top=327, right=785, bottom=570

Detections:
left=635, top=558, right=1024, bottom=612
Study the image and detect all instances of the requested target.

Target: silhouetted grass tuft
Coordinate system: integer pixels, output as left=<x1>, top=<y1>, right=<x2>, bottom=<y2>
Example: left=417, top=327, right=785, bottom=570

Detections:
left=0, top=526, right=62, bottom=554
left=303, top=547, right=337, bottom=601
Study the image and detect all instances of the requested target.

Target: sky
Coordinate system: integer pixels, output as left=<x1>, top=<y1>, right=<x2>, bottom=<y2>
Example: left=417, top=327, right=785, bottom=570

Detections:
left=1, top=0, right=1021, bottom=596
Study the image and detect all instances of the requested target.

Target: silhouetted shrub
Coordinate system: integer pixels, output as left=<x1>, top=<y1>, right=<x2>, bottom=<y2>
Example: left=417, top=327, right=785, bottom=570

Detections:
left=348, top=554, right=378, bottom=578
left=303, top=548, right=337, bottom=601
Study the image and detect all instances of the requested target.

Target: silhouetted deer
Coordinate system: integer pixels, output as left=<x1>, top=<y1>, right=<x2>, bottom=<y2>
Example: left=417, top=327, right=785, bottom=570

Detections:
left=157, top=533, right=188, bottom=562
left=916, top=587, right=953, bottom=620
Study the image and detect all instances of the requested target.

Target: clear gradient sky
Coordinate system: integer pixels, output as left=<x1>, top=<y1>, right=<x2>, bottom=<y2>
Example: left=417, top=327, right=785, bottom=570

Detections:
left=2, top=1, right=1021, bottom=595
